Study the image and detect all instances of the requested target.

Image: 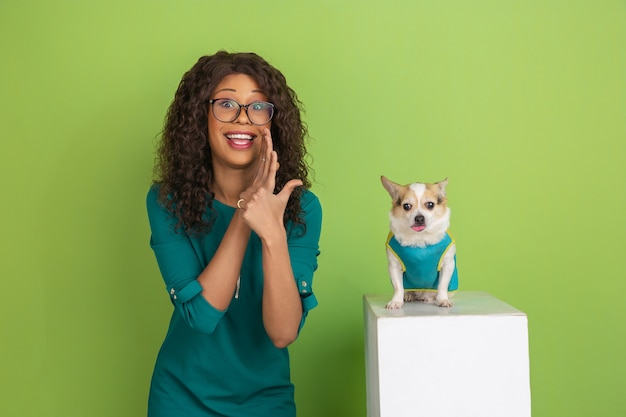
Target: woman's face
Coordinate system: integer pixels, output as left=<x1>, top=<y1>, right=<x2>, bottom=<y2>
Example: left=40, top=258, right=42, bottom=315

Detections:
left=207, top=73, right=272, bottom=171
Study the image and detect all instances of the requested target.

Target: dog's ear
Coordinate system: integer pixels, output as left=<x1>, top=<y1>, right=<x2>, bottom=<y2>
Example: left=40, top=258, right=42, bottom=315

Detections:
left=381, top=176, right=401, bottom=201
left=436, top=178, right=449, bottom=199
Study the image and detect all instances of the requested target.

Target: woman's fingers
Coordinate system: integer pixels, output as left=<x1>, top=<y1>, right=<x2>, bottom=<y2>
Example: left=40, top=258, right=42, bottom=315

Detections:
left=265, top=150, right=279, bottom=192
left=239, top=129, right=295, bottom=220
left=277, top=179, right=303, bottom=204
left=249, top=135, right=269, bottom=188
left=259, top=129, right=274, bottom=188
left=251, top=129, right=276, bottom=189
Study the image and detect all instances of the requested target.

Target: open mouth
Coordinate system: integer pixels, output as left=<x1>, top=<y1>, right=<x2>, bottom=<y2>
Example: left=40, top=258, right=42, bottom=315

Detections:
left=225, top=133, right=255, bottom=149
left=411, top=225, right=426, bottom=232
left=226, top=133, right=254, bottom=143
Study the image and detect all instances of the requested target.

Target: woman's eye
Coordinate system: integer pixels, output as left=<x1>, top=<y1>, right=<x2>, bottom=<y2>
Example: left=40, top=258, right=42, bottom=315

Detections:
left=215, top=99, right=237, bottom=109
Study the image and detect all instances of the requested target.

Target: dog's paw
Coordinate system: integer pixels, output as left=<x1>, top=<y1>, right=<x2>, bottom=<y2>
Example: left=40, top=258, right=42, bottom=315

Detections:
left=386, top=299, right=404, bottom=309
left=437, top=298, right=453, bottom=308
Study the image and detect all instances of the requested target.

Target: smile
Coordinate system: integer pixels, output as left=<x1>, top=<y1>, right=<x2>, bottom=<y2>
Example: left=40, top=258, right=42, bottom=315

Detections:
left=225, top=133, right=255, bottom=148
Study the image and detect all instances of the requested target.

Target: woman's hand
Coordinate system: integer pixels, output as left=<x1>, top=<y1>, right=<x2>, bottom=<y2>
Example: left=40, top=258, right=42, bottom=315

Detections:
left=238, top=129, right=302, bottom=241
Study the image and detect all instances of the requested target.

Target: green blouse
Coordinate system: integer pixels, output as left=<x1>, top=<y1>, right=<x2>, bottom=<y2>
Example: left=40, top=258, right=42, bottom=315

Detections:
left=146, top=185, right=322, bottom=417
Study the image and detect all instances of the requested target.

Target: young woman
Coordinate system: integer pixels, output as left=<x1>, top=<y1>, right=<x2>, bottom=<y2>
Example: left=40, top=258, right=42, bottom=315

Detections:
left=146, top=51, right=322, bottom=417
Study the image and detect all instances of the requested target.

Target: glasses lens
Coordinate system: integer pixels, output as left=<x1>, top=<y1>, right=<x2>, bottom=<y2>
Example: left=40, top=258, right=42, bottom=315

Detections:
left=247, top=102, right=274, bottom=125
left=211, top=99, right=240, bottom=123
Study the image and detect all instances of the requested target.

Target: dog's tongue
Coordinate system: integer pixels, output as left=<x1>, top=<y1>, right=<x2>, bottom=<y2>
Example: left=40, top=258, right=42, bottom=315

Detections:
left=412, top=225, right=426, bottom=232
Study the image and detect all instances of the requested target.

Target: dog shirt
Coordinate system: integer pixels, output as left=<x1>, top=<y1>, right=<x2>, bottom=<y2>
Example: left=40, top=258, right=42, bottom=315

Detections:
left=386, top=231, right=458, bottom=292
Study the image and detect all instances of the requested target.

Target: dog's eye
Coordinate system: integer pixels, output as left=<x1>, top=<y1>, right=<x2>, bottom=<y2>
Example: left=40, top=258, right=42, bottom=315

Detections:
left=402, top=203, right=412, bottom=211
left=425, top=202, right=435, bottom=210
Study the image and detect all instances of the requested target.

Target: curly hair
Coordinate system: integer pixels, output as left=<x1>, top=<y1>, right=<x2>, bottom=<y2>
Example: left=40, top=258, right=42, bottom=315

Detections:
left=153, top=51, right=311, bottom=235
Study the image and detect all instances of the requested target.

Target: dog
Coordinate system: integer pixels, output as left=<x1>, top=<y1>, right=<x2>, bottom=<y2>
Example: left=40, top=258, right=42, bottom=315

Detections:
left=381, top=176, right=458, bottom=309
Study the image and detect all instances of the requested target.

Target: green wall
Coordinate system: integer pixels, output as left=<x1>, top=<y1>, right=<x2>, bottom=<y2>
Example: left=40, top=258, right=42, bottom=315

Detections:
left=1, top=1, right=625, bottom=416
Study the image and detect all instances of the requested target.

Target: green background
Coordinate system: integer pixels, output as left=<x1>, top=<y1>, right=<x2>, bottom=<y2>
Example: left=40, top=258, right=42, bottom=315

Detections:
left=1, top=1, right=624, bottom=416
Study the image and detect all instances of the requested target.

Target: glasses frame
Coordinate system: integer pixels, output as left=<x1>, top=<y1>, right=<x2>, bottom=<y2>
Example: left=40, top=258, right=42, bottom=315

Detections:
left=208, top=98, right=275, bottom=126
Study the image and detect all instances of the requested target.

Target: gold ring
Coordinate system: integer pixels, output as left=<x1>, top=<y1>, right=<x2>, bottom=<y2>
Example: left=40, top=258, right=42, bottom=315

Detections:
left=236, top=198, right=245, bottom=209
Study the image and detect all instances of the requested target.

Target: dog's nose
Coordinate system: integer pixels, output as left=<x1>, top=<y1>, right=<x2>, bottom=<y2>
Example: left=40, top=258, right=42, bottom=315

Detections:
left=415, top=214, right=425, bottom=225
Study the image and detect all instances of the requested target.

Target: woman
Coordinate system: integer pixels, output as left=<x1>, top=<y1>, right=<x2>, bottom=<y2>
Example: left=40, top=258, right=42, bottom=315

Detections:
left=146, top=51, right=322, bottom=417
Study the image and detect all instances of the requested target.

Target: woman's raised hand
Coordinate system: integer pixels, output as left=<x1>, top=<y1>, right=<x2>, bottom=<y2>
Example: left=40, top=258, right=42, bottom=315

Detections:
left=238, top=129, right=302, bottom=239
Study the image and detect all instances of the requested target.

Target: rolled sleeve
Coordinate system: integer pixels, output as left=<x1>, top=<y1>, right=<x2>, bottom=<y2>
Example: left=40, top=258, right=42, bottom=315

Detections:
left=167, top=280, right=225, bottom=334
left=288, top=191, right=323, bottom=330
left=169, top=280, right=203, bottom=304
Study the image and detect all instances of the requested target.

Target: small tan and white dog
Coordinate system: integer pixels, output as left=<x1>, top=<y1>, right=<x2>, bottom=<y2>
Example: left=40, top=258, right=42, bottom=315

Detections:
left=381, top=176, right=458, bottom=309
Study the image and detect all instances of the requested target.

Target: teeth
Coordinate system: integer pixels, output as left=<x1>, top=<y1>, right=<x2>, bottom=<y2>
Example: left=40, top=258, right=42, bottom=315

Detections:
left=226, top=134, right=253, bottom=140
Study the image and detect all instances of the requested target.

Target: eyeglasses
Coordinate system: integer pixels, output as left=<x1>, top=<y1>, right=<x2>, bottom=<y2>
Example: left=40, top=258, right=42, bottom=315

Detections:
left=208, top=98, right=275, bottom=125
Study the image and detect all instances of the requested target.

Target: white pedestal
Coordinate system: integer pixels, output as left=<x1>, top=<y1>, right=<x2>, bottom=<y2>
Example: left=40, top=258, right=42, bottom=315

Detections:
left=364, top=292, right=531, bottom=417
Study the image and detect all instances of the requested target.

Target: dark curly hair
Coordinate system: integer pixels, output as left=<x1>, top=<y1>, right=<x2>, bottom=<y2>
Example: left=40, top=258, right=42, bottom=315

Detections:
left=153, top=51, right=311, bottom=235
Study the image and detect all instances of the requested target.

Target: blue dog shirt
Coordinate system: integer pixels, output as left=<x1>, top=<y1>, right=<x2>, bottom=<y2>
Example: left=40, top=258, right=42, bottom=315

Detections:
left=386, top=231, right=458, bottom=291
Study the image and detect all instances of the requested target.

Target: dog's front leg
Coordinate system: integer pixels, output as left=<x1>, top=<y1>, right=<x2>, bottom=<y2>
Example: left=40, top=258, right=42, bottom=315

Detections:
left=436, top=244, right=456, bottom=307
left=386, top=249, right=405, bottom=309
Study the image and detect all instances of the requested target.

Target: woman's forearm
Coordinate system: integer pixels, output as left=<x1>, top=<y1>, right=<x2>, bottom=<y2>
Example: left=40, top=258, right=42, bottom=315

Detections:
left=197, top=214, right=251, bottom=311
left=260, top=230, right=303, bottom=348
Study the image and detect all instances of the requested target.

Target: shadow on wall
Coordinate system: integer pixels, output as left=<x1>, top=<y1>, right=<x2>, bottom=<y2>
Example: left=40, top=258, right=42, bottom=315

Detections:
left=290, top=280, right=369, bottom=417
left=293, top=325, right=366, bottom=417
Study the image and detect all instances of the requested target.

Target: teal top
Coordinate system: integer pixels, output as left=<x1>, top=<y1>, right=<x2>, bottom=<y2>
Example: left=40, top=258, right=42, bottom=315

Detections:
left=146, top=185, right=322, bottom=417
left=386, top=231, right=458, bottom=291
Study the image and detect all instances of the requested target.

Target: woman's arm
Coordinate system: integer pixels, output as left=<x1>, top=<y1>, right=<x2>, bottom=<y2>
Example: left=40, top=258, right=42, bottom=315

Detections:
left=238, top=130, right=319, bottom=348
left=260, top=193, right=322, bottom=348
left=148, top=187, right=242, bottom=334
left=260, top=225, right=303, bottom=348
left=196, top=213, right=250, bottom=311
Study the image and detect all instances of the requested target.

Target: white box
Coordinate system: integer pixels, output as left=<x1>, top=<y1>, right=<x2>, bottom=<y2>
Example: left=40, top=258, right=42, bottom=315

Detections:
left=364, top=292, right=531, bottom=417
